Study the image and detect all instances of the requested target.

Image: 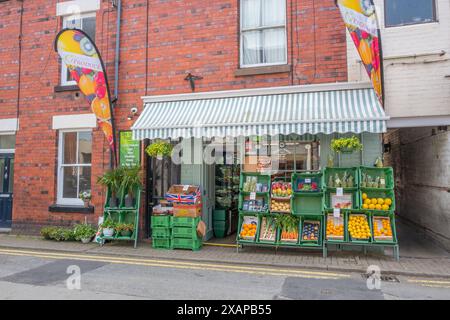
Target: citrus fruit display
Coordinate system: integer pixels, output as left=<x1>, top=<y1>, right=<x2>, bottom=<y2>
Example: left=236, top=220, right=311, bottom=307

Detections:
left=373, top=217, right=393, bottom=240
left=348, top=214, right=371, bottom=240
left=361, top=193, right=393, bottom=211
left=326, top=214, right=344, bottom=240
left=240, top=222, right=257, bottom=240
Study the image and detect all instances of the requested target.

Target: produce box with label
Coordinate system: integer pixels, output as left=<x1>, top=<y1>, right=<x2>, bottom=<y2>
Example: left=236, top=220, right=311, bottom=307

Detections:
left=323, top=167, right=358, bottom=189
left=278, top=215, right=300, bottom=245
left=326, top=213, right=345, bottom=241
left=165, top=185, right=201, bottom=204
left=173, top=203, right=202, bottom=217
left=238, top=216, right=258, bottom=242
left=324, top=190, right=358, bottom=210
left=359, top=166, right=394, bottom=190
left=292, top=172, right=322, bottom=192
left=372, top=215, right=396, bottom=243
left=301, top=219, right=321, bottom=245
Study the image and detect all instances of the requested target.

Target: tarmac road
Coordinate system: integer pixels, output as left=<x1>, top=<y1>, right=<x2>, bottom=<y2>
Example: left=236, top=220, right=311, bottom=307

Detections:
left=0, top=248, right=449, bottom=300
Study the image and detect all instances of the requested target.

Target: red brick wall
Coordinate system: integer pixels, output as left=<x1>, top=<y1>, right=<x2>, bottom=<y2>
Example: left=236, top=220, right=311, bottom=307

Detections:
left=0, top=0, right=347, bottom=233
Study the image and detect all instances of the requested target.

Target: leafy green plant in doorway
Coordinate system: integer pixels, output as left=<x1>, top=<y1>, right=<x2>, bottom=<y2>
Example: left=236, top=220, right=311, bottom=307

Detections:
left=145, top=140, right=173, bottom=159
left=331, top=136, right=363, bottom=154
left=121, top=165, right=143, bottom=207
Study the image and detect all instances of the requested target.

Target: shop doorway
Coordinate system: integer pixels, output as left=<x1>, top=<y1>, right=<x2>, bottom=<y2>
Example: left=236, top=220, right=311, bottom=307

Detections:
left=0, top=154, right=14, bottom=228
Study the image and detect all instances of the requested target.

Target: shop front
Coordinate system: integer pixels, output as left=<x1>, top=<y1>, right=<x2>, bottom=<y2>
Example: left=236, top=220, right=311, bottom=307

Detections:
left=131, top=83, right=395, bottom=257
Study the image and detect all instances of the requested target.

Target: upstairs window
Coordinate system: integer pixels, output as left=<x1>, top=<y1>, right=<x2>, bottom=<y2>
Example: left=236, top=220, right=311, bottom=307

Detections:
left=60, top=12, right=96, bottom=86
left=385, top=0, right=436, bottom=27
left=240, top=0, right=287, bottom=67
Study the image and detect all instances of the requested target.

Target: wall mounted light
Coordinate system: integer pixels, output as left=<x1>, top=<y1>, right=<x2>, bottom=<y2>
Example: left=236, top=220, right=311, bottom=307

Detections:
left=127, top=106, right=139, bottom=121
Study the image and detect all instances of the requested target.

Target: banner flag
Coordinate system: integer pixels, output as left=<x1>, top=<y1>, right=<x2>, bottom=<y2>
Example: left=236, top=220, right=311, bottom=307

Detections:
left=54, top=28, right=117, bottom=165
left=336, top=0, right=384, bottom=105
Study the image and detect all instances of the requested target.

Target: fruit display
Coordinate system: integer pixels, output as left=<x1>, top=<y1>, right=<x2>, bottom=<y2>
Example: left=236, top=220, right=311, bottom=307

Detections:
left=277, top=215, right=300, bottom=243
left=270, top=199, right=291, bottom=213
left=331, top=194, right=353, bottom=209
left=326, top=214, right=344, bottom=240
left=239, top=216, right=258, bottom=240
left=294, top=176, right=320, bottom=192
left=327, top=171, right=355, bottom=188
left=348, top=214, right=371, bottom=241
left=242, top=176, right=269, bottom=193
left=271, top=181, right=292, bottom=198
left=372, top=216, right=393, bottom=241
left=259, top=217, right=277, bottom=242
left=361, top=193, right=392, bottom=211
left=301, top=220, right=320, bottom=242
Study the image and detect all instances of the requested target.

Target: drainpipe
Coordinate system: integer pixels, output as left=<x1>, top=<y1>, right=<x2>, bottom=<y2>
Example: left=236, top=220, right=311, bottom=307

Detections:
left=16, top=0, right=24, bottom=133
left=113, top=0, right=122, bottom=102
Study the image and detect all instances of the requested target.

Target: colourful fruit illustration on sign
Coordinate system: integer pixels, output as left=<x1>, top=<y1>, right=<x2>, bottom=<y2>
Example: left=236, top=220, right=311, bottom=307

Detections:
left=78, top=74, right=96, bottom=96
left=91, top=97, right=111, bottom=121
left=57, top=30, right=83, bottom=55
left=98, top=121, right=114, bottom=146
left=359, top=39, right=373, bottom=65
left=371, top=68, right=382, bottom=97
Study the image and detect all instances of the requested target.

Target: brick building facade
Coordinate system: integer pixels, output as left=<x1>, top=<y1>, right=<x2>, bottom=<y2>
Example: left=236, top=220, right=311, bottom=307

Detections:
left=0, top=0, right=354, bottom=235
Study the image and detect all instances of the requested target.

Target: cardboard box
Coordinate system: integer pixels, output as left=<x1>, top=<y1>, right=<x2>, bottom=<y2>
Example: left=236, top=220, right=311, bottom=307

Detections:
left=173, top=203, right=202, bottom=217
left=165, top=184, right=201, bottom=204
left=243, top=156, right=272, bottom=173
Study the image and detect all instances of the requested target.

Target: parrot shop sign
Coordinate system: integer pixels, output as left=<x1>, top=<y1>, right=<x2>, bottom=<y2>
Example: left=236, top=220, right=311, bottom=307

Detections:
left=54, top=29, right=117, bottom=164
left=336, top=0, right=384, bottom=106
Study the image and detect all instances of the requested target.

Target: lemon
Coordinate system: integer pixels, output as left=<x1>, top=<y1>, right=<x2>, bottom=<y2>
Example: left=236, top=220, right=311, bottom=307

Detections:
left=362, top=193, right=368, bottom=200
left=371, top=198, right=377, bottom=205
left=377, top=198, right=384, bottom=205
left=369, top=204, right=375, bottom=210
left=362, top=204, right=369, bottom=209
left=384, top=198, right=392, bottom=206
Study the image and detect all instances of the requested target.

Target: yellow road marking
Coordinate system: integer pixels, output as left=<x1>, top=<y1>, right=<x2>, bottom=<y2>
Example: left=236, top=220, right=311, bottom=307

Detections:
left=408, top=279, right=450, bottom=285
left=203, top=242, right=237, bottom=248
left=419, top=284, right=450, bottom=289
left=0, top=248, right=349, bottom=280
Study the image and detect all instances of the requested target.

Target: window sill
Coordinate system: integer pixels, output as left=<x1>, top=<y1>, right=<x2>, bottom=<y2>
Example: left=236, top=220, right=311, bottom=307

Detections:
left=54, top=85, right=79, bottom=93
left=235, top=64, right=291, bottom=77
left=49, top=204, right=94, bottom=214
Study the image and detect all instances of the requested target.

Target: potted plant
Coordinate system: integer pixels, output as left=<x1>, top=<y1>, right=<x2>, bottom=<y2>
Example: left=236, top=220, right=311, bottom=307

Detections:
left=101, top=218, right=116, bottom=237
left=145, top=140, right=173, bottom=160
left=79, top=190, right=92, bottom=208
left=331, top=136, right=363, bottom=154
left=115, top=223, right=134, bottom=237
left=121, top=165, right=143, bottom=207
left=73, top=223, right=96, bottom=244
left=97, top=167, right=123, bottom=207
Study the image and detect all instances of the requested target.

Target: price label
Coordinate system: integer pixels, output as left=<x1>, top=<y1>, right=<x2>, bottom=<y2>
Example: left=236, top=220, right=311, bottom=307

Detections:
left=305, top=178, right=311, bottom=183
left=250, top=192, right=256, bottom=200
left=380, top=179, right=386, bottom=185
left=333, top=208, right=341, bottom=218
left=336, top=187, right=344, bottom=197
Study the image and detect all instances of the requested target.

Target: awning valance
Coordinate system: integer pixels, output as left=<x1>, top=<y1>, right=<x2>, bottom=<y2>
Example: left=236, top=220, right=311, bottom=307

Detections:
left=132, top=87, right=388, bottom=140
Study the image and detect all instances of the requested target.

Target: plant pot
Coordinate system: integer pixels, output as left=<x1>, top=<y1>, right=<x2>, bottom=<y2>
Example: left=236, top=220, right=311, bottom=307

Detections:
left=83, top=200, right=90, bottom=208
left=120, top=230, right=132, bottom=237
left=124, top=194, right=134, bottom=208
left=81, top=237, right=92, bottom=244
left=103, top=228, right=115, bottom=237
left=109, top=196, right=118, bottom=208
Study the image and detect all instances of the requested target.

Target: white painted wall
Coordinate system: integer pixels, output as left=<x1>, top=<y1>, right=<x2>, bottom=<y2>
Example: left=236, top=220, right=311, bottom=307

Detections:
left=347, top=0, right=450, bottom=122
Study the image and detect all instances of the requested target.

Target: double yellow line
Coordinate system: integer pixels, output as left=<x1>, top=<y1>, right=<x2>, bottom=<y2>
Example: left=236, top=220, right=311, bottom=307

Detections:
left=0, top=248, right=349, bottom=280
left=407, top=279, right=450, bottom=289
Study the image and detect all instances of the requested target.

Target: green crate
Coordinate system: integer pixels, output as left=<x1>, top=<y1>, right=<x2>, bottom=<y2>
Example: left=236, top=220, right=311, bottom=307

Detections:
left=151, top=215, right=172, bottom=228
left=238, top=193, right=270, bottom=214
left=292, top=192, right=324, bottom=215
left=360, top=189, right=395, bottom=213
left=239, top=172, right=271, bottom=192
left=323, top=167, right=359, bottom=189
left=257, top=215, right=278, bottom=244
left=173, top=237, right=202, bottom=251
left=324, top=189, right=359, bottom=210
left=299, top=216, right=323, bottom=247
left=237, top=214, right=259, bottom=243
left=359, top=166, right=394, bottom=189
left=325, top=212, right=347, bottom=243
left=292, top=171, right=323, bottom=193
left=213, top=220, right=230, bottom=239
left=372, top=213, right=398, bottom=244
left=151, top=227, right=172, bottom=238
left=213, top=209, right=227, bottom=221
left=347, top=212, right=372, bottom=244
left=172, top=216, right=201, bottom=228
left=152, top=237, right=173, bottom=250
left=172, top=226, right=199, bottom=239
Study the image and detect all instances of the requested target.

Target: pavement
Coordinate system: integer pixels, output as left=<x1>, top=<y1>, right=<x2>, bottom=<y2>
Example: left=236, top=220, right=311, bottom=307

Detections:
left=0, top=218, right=449, bottom=279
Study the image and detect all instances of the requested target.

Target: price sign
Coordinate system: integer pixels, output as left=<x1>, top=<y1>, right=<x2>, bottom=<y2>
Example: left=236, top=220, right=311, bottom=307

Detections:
left=250, top=192, right=256, bottom=200
left=305, top=178, right=311, bottom=183
left=336, top=187, right=344, bottom=197
left=333, top=208, right=341, bottom=218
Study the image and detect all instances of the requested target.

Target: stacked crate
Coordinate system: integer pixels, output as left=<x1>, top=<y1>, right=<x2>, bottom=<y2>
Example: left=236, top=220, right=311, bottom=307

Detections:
left=151, top=215, right=173, bottom=249
left=213, top=209, right=229, bottom=238
left=172, top=216, right=202, bottom=251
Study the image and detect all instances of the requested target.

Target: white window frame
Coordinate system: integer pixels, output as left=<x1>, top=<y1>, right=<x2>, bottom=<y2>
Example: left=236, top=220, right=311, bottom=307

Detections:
left=60, top=12, right=97, bottom=86
left=384, top=0, right=438, bottom=28
left=57, top=129, right=92, bottom=206
left=239, top=0, right=288, bottom=68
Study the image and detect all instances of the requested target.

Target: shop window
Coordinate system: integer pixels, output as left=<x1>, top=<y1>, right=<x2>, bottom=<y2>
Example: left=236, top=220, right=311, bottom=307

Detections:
left=385, top=0, right=436, bottom=27
left=240, top=0, right=287, bottom=67
left=57, top=130, right=92, bottom=206
left=60, top=12, right=96, bottom=86
left=0, top=134, right=15, bottom=150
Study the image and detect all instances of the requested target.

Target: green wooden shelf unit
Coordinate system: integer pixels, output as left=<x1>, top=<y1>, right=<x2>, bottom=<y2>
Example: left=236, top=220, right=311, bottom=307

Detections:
left=99, top=187, right=141, bottom=249
left=236, top=167, right=399, bottom=260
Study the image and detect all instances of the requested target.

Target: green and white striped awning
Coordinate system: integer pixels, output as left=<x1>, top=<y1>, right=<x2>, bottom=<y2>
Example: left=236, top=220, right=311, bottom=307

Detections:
left=132, top=88, right=388, bottom=140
